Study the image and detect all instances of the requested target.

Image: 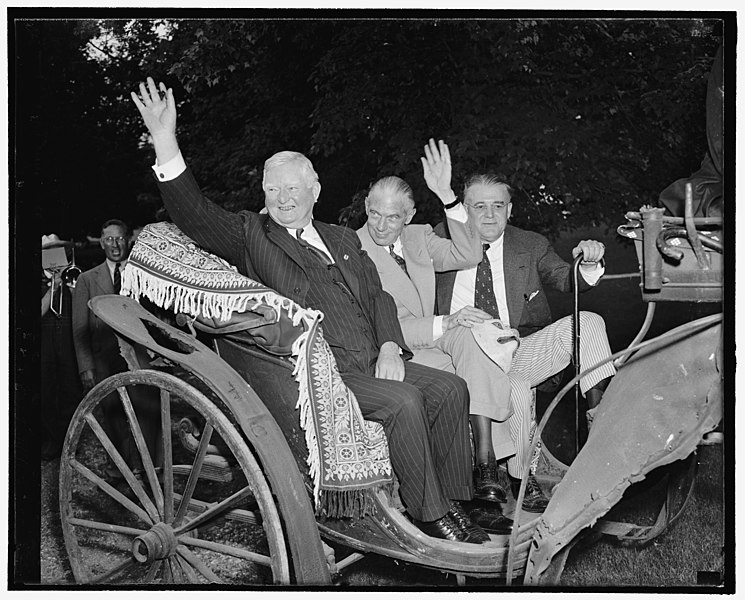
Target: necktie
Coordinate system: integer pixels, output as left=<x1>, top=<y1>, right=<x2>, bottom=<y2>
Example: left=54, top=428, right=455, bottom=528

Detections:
left=113, top=262, right=121, bottom=294
left=474, top=244, right=500, bottom=319
left=297, top=228, right=332, bottom=266
left=389, top=245, right=409, bottom=277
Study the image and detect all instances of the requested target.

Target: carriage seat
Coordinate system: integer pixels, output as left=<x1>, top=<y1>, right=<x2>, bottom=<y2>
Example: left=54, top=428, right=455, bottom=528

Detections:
left=120, top=221, right=395, bottom=519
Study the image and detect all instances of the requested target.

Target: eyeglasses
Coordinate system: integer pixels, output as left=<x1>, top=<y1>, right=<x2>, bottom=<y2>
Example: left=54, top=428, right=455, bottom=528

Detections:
left=102, top=236, right=127, bottom=245
left=464, top=202, right=509, bottom=214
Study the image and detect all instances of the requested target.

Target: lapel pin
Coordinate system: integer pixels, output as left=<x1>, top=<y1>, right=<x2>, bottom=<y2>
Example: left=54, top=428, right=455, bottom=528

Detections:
left=343, top=254, right=349, bottom=260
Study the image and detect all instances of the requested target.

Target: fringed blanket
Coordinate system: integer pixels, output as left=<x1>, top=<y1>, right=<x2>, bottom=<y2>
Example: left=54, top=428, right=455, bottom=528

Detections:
left=121, top=222, right=393, bottom=518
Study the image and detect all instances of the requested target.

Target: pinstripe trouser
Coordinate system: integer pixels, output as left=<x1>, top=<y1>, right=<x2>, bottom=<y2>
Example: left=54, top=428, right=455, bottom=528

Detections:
left=492, top=312, right=617, bottom=478
left=341, top=361, right=472, bottom=522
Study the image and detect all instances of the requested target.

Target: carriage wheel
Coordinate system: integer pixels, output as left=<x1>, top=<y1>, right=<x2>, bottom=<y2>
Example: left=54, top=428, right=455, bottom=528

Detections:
left=60, top=370, right=292, bottom=585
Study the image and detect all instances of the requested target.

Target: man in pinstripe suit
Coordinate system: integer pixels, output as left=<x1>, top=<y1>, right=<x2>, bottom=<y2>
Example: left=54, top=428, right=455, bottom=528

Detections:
left=132, top=77, right=492, bottom=543
left=436, top=174, right=617, bottom=511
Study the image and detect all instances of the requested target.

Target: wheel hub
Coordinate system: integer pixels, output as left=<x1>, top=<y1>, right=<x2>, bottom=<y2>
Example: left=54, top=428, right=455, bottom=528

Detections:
left=132, top=522, right=178, bottom=563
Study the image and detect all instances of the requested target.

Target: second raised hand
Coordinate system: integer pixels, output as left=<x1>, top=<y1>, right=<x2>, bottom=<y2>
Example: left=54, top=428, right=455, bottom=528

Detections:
left=421, top=138, right=456, bottom=204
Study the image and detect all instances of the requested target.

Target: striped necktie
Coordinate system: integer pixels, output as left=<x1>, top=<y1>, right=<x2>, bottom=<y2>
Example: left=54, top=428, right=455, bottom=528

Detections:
left=474, top=244, right=500, bottom=319
left=388, top=245, right=409, bottom=277
left=113, top=262, right=121, bottom=294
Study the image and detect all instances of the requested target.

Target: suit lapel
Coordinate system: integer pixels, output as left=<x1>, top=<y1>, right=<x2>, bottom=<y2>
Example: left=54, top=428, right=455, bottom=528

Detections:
left=263, top=216, right=306, bottom=272
left=358, top=226, right=423, bottom=316
left=315, top=221, right=362, bottom=301
left=95, top=262, right=115, bottom=295
left=503, top=227, right=530, bottom=327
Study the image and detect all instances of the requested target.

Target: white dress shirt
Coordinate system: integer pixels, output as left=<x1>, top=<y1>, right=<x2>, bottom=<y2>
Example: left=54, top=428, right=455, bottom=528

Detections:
left=106, top=258, right=127, bottom=285
left=152, top=151, right=187, bottom=181
left=288, top=223, right=334, bottom=263
left=449, top=233, right=603, bottom=327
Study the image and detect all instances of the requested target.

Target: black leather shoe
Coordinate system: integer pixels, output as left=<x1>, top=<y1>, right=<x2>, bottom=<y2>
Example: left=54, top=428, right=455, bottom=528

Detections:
left=412, top=514, right=469, bottom=542
left=470, top=509, right=513, bottom=535
left=460, top=499, right=513, bottom=535
left=511, top=473, right=550, bottom=513
left=448, top=501, right=489, bottom=543
left=473, top=461, right=508, bottom=503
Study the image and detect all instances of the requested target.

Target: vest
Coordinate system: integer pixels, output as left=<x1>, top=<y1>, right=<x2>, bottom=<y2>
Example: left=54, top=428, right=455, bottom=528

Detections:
left=298, top=248, right=379, bottom=375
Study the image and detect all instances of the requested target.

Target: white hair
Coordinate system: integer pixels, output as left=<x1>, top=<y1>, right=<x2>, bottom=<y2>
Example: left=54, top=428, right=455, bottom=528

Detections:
left=262, top=151, right=319, bottom=188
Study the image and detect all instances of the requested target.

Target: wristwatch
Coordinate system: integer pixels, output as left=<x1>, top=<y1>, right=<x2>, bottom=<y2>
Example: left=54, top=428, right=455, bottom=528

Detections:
left=443, top=197, right=460, bottom=209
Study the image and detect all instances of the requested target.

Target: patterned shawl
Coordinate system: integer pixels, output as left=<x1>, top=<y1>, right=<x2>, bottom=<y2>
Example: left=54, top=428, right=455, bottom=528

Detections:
left=121, top=222, right=393, bottom=518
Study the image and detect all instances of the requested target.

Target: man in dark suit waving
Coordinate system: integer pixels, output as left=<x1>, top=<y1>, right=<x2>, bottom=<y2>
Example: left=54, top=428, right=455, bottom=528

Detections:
left=132, top=77, right=490, bottom=543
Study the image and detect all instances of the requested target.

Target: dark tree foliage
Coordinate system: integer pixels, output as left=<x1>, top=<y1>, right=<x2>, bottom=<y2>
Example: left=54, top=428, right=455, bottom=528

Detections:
left=15, top=19, right=162, bottom=240
left=15, top=17, right=722, bottom=238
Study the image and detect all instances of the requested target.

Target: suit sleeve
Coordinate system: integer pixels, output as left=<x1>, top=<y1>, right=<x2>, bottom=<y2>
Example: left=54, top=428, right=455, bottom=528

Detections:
left=72, top=275, right=94, bottom=375
left=399, top=313, right=436, bottom=350
left=357, top=244, right=412, bottom=358
left=425, top=219, right=482, bottom=272
left=535, top=235, right=594, bottom=293
left=157, top=167, right=248, bottom=267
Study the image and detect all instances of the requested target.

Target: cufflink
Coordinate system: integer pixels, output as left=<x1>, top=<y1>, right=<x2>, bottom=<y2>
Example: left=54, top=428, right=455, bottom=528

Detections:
left=158, top=173, right=165, bottom=179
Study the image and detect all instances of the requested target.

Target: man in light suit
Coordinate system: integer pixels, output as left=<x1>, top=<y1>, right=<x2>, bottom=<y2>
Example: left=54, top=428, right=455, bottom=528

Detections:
left=358, top=141, right=530, bottom=521
left=437, top=174, right=617, bottom=509
left=132, top=77, right=491, bottom=543
left=72, top=219, right=160, bottom=478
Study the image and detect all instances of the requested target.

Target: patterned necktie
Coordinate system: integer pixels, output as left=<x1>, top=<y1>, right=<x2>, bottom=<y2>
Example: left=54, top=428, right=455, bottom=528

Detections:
left=113, top=262, right=121, bottom=294
left=389, top=245, right=409, bottom=277
left=297, top=228, right=332, bottom=266
left=474, top=244, right=500, bottom=319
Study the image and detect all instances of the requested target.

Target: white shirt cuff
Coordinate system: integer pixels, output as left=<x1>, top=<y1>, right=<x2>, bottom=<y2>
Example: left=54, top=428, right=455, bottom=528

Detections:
left=152, top=151, right=187, bottom=182
left=579, top=261, right=605, bottom=286
left=432, top=315, right=444, bottom=341
left=445, top=202, right=468, bottom=223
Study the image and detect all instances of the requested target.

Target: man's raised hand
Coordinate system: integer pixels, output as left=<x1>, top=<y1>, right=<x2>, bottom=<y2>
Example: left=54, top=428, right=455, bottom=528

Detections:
left=131, top=76, right=180, bottom=164
left=131, top=77, right=177, bottom=139
left=421, top=138, right=456, bottom=205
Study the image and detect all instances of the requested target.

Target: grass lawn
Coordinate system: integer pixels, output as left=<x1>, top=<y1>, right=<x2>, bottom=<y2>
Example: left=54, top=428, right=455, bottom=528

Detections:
left=336, top=444, right=724, bottom=589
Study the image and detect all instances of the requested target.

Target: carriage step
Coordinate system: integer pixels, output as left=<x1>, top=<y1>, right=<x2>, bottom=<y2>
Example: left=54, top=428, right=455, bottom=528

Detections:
left=593, top=518, right=652, bottom=540
left=174, top=493, right=260, bottom=526
left=173, top=454, right=233, bottom=482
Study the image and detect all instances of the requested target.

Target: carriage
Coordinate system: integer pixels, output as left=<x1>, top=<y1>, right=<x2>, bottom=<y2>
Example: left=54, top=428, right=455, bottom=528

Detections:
left=58, top=195, right=723, bottom=586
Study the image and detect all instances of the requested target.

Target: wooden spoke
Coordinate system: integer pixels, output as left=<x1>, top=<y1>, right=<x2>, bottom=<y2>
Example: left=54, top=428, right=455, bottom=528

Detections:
left=67, top=516, right=147, bottom=537
left=86, top=557, right=137, bottom=585
left=175, top=553, right=201, bottom=584
left=60, top=369, right=296, bottom=585
left=162, top=557, right=173, bottom=584
left=173, top=422, right=214, bottom=528
left=160, top=389, right=174, bottom=524
left=84, top=413, right=160, bottom=523
left=179, top=536, right=272, bottom=566
left=117, top=385, right=165, bottom=516
left=176, top=545, right=223, bottom=584
left=168, top=557, right=184, bottom=584
left=69, top=459, right=153, bottom=526
left=173, top=485, right=254, bottom=536
left=143, top=560, right=161, bottom=583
